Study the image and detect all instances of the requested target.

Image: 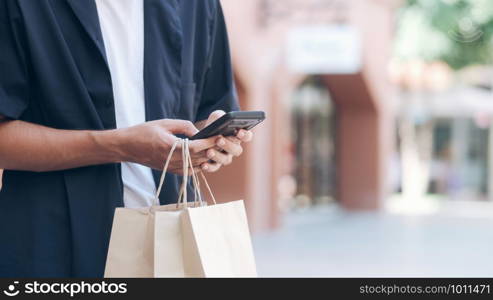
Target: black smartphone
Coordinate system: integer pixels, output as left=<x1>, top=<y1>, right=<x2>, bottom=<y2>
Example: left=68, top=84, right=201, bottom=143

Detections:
left=190, top=111, right=266, bottom=140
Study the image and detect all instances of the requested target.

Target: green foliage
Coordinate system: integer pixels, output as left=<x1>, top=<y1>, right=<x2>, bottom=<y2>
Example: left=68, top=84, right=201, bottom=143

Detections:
left=395, top=0, right=493, bottom=70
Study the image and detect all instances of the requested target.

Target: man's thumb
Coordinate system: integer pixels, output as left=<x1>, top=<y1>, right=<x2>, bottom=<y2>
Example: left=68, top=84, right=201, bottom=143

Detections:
left=162, top=119, right=199, bottom=137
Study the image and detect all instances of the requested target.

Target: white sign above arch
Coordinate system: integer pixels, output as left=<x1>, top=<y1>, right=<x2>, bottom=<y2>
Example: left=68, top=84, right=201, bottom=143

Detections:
left=286, top=25, right=362, bottom=75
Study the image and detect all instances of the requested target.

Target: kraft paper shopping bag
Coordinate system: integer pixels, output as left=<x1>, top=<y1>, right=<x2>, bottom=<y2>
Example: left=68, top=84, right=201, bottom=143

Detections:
left=104, top=206, right=155, bottom=277
left=181, top=200, right=257, bottom=277
left=105, top=139, right=195, bottom=277
left=104, top=202, right=194, bottom=277
left=104, top=139, right=257, bottom=278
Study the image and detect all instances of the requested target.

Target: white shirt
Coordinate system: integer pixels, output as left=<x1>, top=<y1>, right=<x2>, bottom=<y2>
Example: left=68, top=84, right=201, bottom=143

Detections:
left=96, top=0, right=157, bottom=208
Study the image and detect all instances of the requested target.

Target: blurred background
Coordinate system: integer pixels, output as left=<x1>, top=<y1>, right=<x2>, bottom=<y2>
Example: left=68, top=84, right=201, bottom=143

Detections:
left=207, top=0, right=493, bottom=277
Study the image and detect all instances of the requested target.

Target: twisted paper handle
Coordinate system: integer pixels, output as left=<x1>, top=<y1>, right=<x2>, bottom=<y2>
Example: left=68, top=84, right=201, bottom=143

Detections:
left=154, top=138, right=217, bottom=207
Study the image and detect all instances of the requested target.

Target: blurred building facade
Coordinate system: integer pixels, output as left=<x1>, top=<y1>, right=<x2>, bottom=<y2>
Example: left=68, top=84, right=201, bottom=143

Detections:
left=207, top=0, right=399, bottom=231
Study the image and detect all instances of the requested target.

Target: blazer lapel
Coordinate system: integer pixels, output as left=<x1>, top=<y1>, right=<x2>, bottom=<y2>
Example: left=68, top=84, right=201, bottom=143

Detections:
left=66, top=0, right=108, bottom=66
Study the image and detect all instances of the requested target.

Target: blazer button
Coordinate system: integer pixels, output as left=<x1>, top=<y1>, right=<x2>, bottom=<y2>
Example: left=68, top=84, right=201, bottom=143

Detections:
left=105, top=100, right=113, bottom=107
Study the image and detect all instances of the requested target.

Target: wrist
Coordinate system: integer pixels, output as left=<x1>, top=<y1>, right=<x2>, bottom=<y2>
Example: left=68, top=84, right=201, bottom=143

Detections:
left=90, top=129, right=131, bottom=163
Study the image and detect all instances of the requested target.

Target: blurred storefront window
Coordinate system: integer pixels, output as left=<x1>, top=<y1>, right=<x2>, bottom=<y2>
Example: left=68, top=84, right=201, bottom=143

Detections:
left=430, top=118, right=489, bottom=200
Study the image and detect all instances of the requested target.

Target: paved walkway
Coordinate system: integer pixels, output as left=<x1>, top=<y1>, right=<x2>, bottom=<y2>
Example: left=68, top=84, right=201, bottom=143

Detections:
left=252, top=200, right=493, bottom=277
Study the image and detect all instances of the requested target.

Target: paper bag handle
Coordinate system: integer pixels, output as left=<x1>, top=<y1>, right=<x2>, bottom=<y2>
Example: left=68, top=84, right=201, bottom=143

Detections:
left=176, top=139, right=217, bottom=206
left=154, top=138, right=217, bottom=207
left=177, top=139, right=201, bottom=206
left=154, top=139, right=180, bottom=205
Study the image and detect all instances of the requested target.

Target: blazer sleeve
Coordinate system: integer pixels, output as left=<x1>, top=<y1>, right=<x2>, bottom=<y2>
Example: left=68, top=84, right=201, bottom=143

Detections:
left=0, top=1, right=30, bottom=120
left=195, top=1, right=240, bottom=122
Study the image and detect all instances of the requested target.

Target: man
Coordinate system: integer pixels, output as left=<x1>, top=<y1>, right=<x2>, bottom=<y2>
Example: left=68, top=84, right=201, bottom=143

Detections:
left=0, top=0, right=251, bottom=277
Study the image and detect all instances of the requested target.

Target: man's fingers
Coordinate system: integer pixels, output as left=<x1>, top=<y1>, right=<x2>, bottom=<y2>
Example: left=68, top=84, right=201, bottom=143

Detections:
left=159, top=119, right=199, bottom=137
left=189, top=137, right=217, bottom=154
left=153, top=116, right=252, bottom=175
left=216, top=136, right=243, bottom=157
left=191, top=155, right=210, bottom=166
left=189, top=156, right=210, bottom=167
left=165, top=151, right=208, bottom=170
left=236, top=129, right=253, bottom=142
left=206, top=148, right=233, bottom=165
left=226, top=136, right=242, bottom=144
left=201, top=162, right=222, bottom=173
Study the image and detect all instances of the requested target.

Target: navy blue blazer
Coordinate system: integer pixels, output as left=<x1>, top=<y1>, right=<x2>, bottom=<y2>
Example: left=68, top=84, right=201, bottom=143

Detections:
left=0, top=0, right=239, bottom=277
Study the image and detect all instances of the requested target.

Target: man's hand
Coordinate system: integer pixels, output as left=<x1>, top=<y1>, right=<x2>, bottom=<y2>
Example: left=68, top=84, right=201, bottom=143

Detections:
left=113, top=119, right=216, bottom=174
left=196, top=110, right=254, bottom=173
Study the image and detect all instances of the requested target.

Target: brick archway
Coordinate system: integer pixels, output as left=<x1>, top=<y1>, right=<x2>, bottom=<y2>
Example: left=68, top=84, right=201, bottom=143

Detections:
left=324, top=74, right=384, bottom=210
